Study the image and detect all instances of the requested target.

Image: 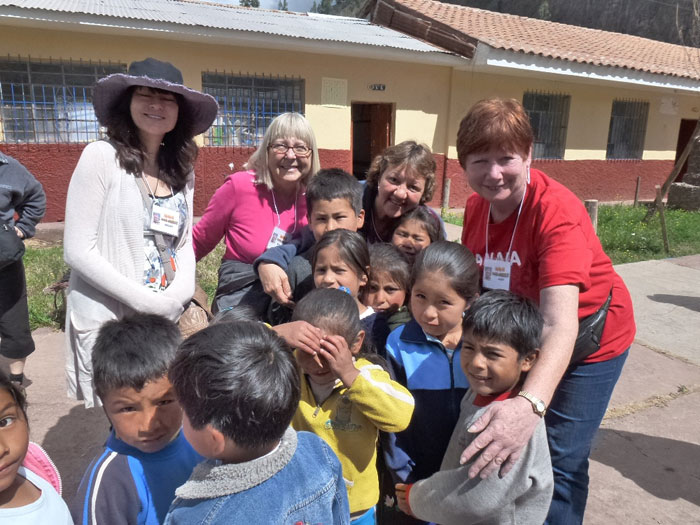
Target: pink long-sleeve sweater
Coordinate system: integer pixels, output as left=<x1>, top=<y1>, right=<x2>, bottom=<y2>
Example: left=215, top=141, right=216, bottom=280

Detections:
left=193, top=170, right=308, bottom=263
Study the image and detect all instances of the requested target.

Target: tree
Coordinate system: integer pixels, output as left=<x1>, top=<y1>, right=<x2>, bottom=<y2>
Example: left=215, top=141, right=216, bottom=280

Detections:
left=328, top=0, right=367, bottom=16
left=277, top=0, right=289, bottom=9
left=239, top=0, right=260, bottom=7
left=312, top=0, right=334, bottom=14
left=444, top=0, right=698, bottom=46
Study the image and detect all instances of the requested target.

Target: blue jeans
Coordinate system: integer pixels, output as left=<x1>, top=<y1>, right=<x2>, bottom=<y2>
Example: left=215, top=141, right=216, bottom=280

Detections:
left=544, top=348, right=629, bottom=525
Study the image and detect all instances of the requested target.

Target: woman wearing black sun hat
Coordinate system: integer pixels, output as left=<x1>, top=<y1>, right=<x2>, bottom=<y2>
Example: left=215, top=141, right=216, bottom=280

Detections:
left=63, top=58, right=218, bottom=407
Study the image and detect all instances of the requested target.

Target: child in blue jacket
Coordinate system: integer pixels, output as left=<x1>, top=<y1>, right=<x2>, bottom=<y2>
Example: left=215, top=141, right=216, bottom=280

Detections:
left=384, top=241, right=480, bottom=522
left=165, top=321, right=350, bottom=524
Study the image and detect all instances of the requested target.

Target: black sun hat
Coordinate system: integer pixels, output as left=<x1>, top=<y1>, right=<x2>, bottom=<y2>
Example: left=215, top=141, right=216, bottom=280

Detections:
left=93, top=57, right=219, bottom=136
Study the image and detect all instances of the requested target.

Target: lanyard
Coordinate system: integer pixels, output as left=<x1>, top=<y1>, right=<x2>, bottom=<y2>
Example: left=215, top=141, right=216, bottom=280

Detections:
left=142, top=175, right=173, bottom=199
left=270, top=185, right=299, bottom=233
left=485, top=186, right=526, bottom=261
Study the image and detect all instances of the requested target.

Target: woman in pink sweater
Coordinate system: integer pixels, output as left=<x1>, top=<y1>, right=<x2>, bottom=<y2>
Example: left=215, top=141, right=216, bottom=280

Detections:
left=193, top=112, right=319, bottom=317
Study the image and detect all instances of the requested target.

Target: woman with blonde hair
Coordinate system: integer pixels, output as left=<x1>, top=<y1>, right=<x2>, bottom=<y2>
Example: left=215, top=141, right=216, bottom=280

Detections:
left=193, top=112, right=320, bottom=317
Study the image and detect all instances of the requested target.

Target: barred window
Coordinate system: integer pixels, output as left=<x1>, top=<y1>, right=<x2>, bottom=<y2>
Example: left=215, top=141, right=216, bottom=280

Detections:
left=522, top=91, right=570, bottom=160
left=202, top=72, right=304, bottom=147
left=606, top=99, right=649, bottom=160
left=0, top=57, right=124, bottom=143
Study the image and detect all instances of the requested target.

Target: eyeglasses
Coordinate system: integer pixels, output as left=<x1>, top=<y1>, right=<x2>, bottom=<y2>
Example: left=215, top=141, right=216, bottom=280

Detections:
left=269, top=143, right=312, bottom=157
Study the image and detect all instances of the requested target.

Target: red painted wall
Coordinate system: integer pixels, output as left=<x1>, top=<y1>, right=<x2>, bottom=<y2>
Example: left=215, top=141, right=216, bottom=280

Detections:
left=1, top=143, right=84, bottom=223
left=1, top=145, right=354, bottom=222
left=193, top=147, right=352, bottom=213
left=0, top=143, right=673, bottom=221
left=439, top=158, right=674, bottom=208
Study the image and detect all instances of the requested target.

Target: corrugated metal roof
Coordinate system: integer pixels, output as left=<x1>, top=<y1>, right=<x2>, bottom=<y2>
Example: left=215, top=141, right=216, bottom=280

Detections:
left=0, top=0, right=450, bottom=54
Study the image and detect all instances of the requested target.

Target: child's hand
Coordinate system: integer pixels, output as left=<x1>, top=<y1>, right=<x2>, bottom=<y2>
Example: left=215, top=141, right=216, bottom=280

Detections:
left=318, top=334, right=359, bottom=388
left=272, top=321, right=323, bottom=367
left=259, top=262, right=294, bottom=306
left=394, top=483, right=412, bottom=516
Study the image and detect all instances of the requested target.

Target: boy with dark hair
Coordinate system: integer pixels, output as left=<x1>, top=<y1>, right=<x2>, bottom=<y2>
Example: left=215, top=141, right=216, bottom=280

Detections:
left=395, top=290, right=554, bottom=525
left=165, top=321, right=350, bottom=524
left=261, top=168, right=365, bottom=323
left=71, top=314, right=202, bottom=525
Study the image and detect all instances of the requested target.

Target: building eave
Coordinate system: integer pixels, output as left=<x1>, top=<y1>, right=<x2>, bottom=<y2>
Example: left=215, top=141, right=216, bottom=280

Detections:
left=472, top=41, right=700, bottom=94
left=0, top=7, right=467, bottom=68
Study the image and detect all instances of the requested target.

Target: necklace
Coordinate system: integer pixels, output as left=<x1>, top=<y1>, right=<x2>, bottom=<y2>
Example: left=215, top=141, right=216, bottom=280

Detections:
left=371, top=209, right=386, bottom=242
left=143, top=174, right=171, bottom=198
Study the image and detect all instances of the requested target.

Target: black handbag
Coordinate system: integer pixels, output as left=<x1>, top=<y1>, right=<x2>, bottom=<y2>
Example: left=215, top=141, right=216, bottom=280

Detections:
left=0, top=223, right=25, bottom=270
left=570, top=290, right=613, bottom=364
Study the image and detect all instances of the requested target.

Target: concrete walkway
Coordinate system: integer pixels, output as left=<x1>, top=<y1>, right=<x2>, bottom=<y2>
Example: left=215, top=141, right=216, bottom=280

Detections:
left=10, top=253, right=700, bottom=523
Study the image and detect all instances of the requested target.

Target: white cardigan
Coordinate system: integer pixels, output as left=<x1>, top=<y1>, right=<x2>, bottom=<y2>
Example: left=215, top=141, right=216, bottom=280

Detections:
left=63, top=140, right=195, bottom=404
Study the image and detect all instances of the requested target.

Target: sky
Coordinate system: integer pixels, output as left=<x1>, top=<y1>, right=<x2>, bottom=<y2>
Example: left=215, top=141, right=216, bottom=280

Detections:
left=214, top=0, right=317, bottom=11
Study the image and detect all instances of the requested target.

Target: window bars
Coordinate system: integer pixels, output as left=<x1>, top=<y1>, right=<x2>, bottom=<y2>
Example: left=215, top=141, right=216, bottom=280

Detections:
left=0, top=57, right=125, bottom=143
left=606, top=99, right=649, bottom=160
left=522, top=91, right=571, bottom=160
left=202, top=72, right=304, bottom=147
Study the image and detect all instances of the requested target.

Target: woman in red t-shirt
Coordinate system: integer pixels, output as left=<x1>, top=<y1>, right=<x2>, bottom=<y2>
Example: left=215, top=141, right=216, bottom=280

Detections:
left=457, top=98, right=635, bottom=524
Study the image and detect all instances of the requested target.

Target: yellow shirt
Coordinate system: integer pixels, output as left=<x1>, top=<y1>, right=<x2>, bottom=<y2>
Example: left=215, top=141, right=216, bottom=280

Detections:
left=292, top=358, right=415, bottom=514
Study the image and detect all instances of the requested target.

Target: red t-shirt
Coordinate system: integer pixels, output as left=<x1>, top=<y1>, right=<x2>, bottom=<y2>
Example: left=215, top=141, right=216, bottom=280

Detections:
left=461, top=169, right=635, bottom=362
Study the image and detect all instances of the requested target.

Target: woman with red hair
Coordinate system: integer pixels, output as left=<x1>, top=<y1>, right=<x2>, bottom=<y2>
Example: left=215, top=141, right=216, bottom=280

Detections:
left=457, top=98, right=635, bottom=524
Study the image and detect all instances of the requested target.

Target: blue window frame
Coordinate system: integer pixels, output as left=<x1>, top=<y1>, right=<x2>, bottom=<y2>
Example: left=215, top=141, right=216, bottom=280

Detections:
left=202, top=72, right=305, bottom=147
left=0, top=58, right=124, bottom=143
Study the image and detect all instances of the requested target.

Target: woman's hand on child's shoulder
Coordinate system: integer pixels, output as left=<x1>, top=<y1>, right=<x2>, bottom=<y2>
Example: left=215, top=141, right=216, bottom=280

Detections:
left=318, top=335, right=360, bottom=388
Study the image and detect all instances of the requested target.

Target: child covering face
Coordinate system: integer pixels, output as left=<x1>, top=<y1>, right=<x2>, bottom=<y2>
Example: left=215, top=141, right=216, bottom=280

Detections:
left=291, top=288, right=415, bottom=523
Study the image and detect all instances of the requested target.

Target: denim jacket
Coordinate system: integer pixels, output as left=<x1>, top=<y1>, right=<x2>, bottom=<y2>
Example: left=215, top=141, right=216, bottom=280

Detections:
left=165, top=428, right=350, bottom=525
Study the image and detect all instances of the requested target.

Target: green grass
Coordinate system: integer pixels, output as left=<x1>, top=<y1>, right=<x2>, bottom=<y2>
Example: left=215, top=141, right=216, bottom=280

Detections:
left=24, top=245, right=69, bottom=331
left=21, top=205, right=700, bottom=330
left=195, top=241, right=225, bottom=301
left=441, top=208, right=464, bottom=227
left=598, top=204, right=700, bottom=264
left=24, top=241, right=225, bottom=331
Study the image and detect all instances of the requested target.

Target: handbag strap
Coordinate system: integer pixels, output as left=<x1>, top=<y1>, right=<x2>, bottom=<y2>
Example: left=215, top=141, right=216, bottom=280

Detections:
left=601, top=288, right=613, bottom=312
left=134, top=176, right=176, bottom=284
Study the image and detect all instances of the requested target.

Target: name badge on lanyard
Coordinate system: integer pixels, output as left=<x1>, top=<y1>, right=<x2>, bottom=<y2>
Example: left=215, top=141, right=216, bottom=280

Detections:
left=266, top=226, right=292, bottom=249
left=483, top=186, right=526, bottom=293
left=483, top=255, right=512, bottom=291
left=266, top=186, right=299, bottom=249
left=149, top=202, right=180, bottom=237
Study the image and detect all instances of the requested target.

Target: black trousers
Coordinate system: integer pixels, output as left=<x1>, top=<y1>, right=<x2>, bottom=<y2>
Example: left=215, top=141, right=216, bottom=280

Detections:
left=0, top=258, right=35, bottom=359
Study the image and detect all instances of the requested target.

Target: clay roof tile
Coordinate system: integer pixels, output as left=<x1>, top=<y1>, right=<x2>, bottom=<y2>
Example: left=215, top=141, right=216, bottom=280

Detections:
left=388, top=0, right=700, bottom=80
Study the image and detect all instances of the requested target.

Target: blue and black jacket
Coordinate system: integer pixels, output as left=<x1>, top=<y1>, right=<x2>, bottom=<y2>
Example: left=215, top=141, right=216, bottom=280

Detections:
left=384, top=319, right=468, bottom=482
left=71, top=431, right=202, bottom=525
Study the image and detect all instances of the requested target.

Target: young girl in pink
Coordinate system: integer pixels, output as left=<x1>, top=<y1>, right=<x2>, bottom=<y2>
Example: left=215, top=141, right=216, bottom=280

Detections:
left=0, top=371, right=71, bottom=523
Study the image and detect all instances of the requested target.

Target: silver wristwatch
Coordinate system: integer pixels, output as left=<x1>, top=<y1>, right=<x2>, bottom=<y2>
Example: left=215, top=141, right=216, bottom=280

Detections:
left=518, top=390, right=547, bottom=417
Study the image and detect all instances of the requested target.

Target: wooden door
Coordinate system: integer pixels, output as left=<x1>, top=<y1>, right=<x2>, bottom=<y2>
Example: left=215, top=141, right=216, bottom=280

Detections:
left=352, top=103, right=393, bottom=179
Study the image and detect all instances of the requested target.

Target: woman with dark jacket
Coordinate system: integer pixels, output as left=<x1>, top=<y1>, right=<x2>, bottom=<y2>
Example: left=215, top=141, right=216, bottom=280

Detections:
left=0, top=151, right=46, bottom=388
